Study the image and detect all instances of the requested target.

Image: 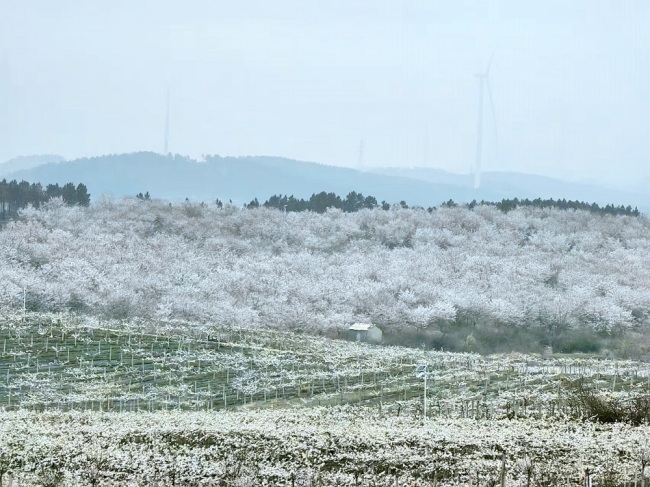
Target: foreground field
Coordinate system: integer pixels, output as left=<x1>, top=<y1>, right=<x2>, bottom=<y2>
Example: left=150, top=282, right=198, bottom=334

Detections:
left=2, top=313, right=650, bottom=417
left=2, top=314, right=650, bottom=485
left=0, top=408, right=648, bottom=486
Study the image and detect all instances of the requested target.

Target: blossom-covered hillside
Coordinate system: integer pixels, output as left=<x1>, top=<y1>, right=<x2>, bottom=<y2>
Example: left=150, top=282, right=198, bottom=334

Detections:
left=2, top=198, right=649, bottom=354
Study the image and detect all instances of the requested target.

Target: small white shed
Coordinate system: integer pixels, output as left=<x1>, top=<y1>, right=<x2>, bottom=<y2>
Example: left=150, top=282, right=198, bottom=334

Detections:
left=348, top=323, right=382, bottom=344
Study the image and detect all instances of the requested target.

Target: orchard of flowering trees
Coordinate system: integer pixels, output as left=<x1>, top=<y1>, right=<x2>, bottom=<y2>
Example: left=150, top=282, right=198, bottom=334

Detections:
left=1, top=197, right=649, bottom=355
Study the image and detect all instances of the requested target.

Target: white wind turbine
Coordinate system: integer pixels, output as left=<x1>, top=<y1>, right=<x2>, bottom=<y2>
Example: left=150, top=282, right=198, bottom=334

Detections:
left=473, top=53, right=499, bottom=189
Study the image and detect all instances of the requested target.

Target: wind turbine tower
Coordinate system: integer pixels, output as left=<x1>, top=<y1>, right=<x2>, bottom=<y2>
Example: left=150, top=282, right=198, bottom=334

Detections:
left=163, top=87, right=170, bottom=155
left=473, top=54, right=498, bottom=189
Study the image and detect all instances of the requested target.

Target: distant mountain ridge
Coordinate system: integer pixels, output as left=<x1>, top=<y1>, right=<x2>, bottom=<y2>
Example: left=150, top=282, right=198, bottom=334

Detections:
left=0, top=154, right=64, bottom=177
left=369, top=167, right=649, bottom=210
left=4, top=151, right=649, bottom=212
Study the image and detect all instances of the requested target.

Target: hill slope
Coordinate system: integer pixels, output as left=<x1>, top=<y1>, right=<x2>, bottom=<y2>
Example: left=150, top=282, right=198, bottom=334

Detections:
left=3, top=201, right=650, bottom=356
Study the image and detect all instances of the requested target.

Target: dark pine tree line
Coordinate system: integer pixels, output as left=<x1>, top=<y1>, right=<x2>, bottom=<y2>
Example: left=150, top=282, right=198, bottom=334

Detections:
left=0, top=180, right=90, bottom=219
left=247, top=191, right=641, bottom=217
left=487, top=197, right=640, bottom=216
left=250, top=191, right=382, bottom=213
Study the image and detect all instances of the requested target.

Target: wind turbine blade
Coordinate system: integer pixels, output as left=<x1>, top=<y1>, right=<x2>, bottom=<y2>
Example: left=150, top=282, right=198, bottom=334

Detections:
left=485, top=77, right=499, bottom=155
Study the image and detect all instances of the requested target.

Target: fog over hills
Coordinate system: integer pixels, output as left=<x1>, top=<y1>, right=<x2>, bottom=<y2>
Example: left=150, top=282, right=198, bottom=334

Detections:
left=370, top=167, right=650, bottom=211
left=0, top=154, right=65, bottom=177
left=2, top=152, right=648, bottom=211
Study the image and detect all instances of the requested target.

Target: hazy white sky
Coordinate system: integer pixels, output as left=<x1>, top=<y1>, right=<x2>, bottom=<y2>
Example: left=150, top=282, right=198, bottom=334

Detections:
left=1, top=0, right=649, bottom=184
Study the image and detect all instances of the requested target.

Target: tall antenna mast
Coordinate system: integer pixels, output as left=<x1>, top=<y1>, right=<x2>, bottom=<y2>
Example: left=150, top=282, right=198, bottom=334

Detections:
left=357, top=138, right=364, bottom=170
left=163, top=87, right=170, bottom=154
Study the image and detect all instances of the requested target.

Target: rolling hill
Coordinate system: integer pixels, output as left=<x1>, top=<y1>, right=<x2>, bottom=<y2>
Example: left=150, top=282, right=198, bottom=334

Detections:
left=3, top=151, right=648, bottom=211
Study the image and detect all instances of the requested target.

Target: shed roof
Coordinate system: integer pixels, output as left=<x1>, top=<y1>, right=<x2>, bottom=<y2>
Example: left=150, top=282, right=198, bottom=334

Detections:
left=349, top=323, right=376, bottom=331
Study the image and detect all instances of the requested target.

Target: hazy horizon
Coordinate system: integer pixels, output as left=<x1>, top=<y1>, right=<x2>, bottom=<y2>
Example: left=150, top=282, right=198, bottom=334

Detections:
left=2, top=1, right=649, bottom=188
left=1, top=150, right=641, bottom=190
